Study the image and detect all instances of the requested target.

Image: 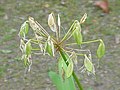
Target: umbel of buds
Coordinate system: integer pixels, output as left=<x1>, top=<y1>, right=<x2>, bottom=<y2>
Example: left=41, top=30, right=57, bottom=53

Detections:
left=18, top=13, right=105, bottom=90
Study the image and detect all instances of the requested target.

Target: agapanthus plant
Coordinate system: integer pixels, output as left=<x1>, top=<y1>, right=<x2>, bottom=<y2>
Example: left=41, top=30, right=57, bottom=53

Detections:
left=18, top=13, right=105, bottom=90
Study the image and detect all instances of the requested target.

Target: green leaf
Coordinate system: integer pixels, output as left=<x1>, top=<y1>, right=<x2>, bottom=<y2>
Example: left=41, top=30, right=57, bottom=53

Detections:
left=23, top=55, right=27, bottom=66
left=49, top=65, right=76, bottom=90
left=48, top=71, right=63, bottom=90
left=22, top=55, right=30, bottom=66
left=46, top=42, right=53, bottom=56
left=45, top=36, right=54, bottom=56
left=73, top=21, right=82, bottom=45
left=97, top=40, right=105, bottom=58
left=25, top=40, right=32, bottom=56
left=66, top=61, right=73, bottom=78
left=19, top=21, right=29, bottom=38
left=84, top=55, right=94, bottom=73
left=58, top=51, right=76, bottom=90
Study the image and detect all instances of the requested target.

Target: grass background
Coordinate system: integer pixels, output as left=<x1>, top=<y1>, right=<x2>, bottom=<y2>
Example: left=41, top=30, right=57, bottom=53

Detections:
left=0, top=0, right=120, bottom=90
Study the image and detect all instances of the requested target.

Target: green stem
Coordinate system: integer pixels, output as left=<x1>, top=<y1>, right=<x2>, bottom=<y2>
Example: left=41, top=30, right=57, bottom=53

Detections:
left=59, top=49, right=83, bottom=90
left=82, top=39, right=100, bottom=44
left=66, top=43, right=77, bottom=46
left=66, top=50, right=84, bottom=56
left=32, top=48, right=40, bottom=51
left=72, top=72, right=83, bottom=90
left=66, top=39, right=100, bottom=46
left=60, top=21, right=76, bottom=43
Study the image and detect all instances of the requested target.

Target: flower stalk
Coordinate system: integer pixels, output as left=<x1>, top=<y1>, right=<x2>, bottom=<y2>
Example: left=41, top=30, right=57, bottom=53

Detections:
left=59, top=48, right=83, bottom=90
